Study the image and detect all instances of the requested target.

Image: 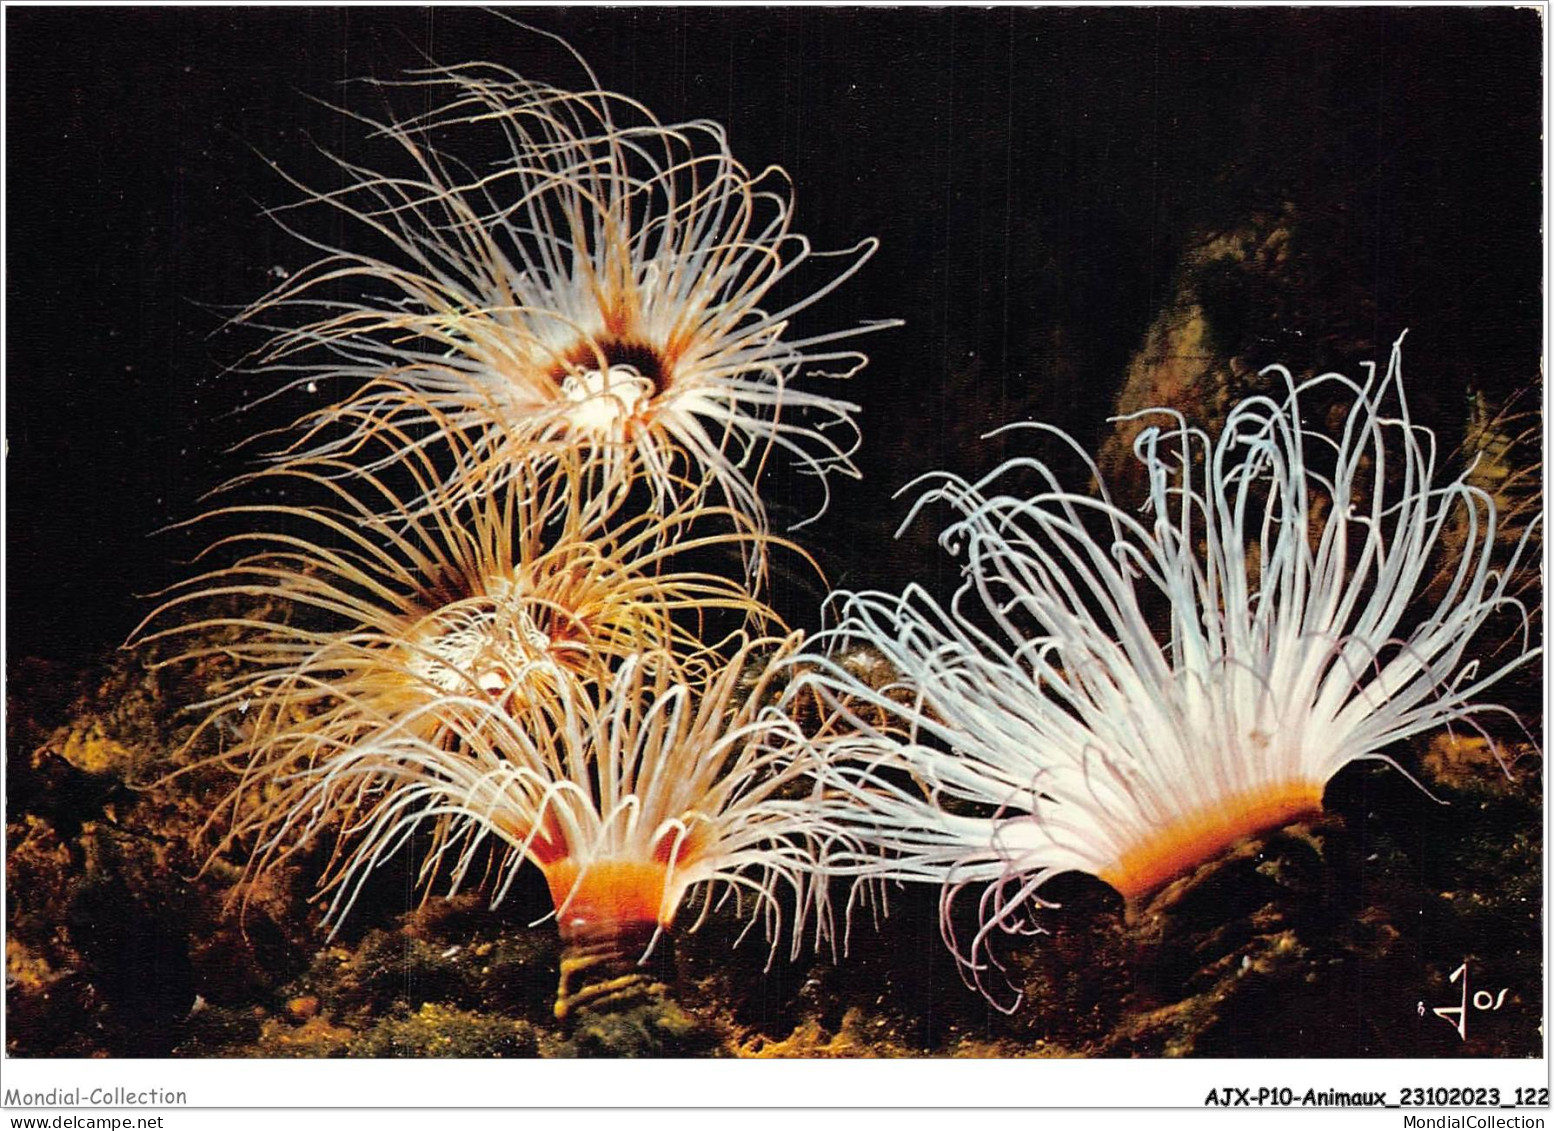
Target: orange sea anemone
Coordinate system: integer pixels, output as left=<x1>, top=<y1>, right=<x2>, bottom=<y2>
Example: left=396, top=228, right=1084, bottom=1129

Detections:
left=169, top=627, right=835, bottom=1016
left=239, top=36, right=894, bottom=538
left=792, top=335, right=1541, bottom=1007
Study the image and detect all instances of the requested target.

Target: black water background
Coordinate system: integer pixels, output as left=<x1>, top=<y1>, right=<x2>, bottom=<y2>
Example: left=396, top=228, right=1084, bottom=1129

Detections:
left=6, top=6, right=1542, bottom=667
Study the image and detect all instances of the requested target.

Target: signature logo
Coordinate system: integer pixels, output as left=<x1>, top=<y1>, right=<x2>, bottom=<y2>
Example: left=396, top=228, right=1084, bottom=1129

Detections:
left=1419, top=960, right=1509, bottom=1041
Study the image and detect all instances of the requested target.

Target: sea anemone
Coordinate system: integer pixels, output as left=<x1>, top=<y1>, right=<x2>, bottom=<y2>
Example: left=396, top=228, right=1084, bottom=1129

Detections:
left=134, top=409, right=785, bottom=847
left=171, top=626, right=833, bottom=1017
left=240, top=35, right=893, bottom=539
left=791, top=334, right=1541, bottom=1006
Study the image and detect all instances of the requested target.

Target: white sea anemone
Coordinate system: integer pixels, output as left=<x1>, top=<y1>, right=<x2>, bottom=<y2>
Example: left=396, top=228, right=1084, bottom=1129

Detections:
left=792, top=334, right=1540, bottom=1006
left=241, top=37, right=893, bottom=539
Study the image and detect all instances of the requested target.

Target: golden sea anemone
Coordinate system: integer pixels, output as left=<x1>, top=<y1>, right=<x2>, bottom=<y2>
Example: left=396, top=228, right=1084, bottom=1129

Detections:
left=791, top=335, right=1541, bottom=1007
left=240, top=34, right=894, bottom=538
left=134, top=404, right=787, bottom=862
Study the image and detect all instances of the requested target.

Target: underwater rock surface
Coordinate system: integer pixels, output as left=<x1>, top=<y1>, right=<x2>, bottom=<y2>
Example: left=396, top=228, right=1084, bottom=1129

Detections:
left=6, top=639, right=1541, bottom=1058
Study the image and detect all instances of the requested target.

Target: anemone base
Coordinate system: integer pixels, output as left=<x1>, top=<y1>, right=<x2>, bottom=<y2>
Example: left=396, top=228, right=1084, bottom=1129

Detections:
left=1097, top=781, right=1325, bottom=900
left=553, top=919, right=669, bottom=1022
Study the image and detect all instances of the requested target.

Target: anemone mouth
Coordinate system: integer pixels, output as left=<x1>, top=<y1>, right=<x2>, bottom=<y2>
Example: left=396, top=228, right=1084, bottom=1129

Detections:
left=397, top=588, right=552, bottom=706
left=538, top=337, right=671, bottom=439
left=1096, top=780, right=1326, bottom=900
left=551, top=337, right=672, bottom=398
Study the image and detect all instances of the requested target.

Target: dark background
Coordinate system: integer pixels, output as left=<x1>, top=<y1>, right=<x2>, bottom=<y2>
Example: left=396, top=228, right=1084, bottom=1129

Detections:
left=6, top=6, right=1543, bottom=667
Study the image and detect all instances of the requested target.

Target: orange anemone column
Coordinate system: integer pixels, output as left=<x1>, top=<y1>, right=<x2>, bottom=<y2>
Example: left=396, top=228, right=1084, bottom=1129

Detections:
left=1097, top=781, right=1325, bottom=900
left=539, top=857, right=684, bottom=1022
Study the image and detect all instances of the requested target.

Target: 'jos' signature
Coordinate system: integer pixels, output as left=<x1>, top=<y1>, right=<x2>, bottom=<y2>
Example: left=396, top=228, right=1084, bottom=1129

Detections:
left=1418, top=960, right=1509, bottom=1042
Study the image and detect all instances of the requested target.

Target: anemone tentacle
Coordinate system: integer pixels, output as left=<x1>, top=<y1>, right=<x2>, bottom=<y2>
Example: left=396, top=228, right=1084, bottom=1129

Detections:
left=178, top=631, right=844, bottom=965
